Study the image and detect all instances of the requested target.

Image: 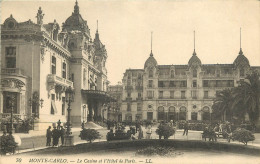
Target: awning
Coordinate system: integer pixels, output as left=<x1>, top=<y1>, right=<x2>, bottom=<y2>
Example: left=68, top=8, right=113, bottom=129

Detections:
left=81, top=89, right=116, bottom=102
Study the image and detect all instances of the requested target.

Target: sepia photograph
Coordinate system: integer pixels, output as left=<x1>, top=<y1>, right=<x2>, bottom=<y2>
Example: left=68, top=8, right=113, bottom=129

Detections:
left=0, top=0, right=260, bottom=163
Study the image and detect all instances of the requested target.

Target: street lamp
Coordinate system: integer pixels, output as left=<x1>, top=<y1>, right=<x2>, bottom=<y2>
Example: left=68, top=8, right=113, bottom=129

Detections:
left=64, top=86, right=74, bottom=146
left=28, top=92, right=44, bottom=118
left=9, top=94, right=16, bottom=133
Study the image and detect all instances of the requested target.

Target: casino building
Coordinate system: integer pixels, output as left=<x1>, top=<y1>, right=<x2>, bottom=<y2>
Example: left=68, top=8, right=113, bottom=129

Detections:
left=0, top=1, right=112, bottom=130
left=121, top=35, right=260, bottom=122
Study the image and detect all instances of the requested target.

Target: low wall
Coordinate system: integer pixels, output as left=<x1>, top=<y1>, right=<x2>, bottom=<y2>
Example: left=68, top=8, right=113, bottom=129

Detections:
left=24, top=139, right=260, bottom=156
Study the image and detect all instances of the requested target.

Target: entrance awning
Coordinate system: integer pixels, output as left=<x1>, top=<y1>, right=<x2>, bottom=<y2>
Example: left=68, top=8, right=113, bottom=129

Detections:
left=81, top=89, right=116, bottom=102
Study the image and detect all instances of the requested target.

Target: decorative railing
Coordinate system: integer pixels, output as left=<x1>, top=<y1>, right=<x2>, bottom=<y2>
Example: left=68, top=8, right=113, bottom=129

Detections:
left=1, top=68, right=24, bottom=75
left=135, top=86, right=143, bottom=90
left=47, top=74, right=73, bottom=87
left=125, top=86, right=133, bottom=90
left=136, top=97, right=143, bottom=101
left=126, top=97, right=132, bottom=101
left=0, top=113, right=21, bottom=119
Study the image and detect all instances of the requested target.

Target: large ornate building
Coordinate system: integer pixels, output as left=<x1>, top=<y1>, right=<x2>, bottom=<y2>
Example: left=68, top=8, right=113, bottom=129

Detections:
left=121, top=38, right=260, bottom=122
left=0, top=1, right=111, bottom=130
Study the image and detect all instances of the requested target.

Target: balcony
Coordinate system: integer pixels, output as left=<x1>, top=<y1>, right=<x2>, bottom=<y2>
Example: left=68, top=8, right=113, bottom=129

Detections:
left=0, top=113, right=22, bottom=119
left=1, top=68, right=24, bottom=75
left=126, top=97, right=132, bottom=101
left=47, top=74, right=73, bottom=87
left=125, top=86, right=133, bottom=90
left=136, top=97, right=143, bottom=101
left=135, top=86, right=143, bottom=90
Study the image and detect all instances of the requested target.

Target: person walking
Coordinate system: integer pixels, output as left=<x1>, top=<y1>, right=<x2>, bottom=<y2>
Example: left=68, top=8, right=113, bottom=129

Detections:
left=146, top=125, right=152, bottom=139
left=60, top=126, right=65, bottom=146
left=183, top=121, right=189, bottom=136
left=52, top=126, right=59, bottom=147
left=138, top=126, right=144, bottom=139
left=46, top=126, right=52, bottom=146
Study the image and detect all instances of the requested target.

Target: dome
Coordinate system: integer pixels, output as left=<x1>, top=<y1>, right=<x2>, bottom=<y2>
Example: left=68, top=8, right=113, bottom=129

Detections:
left=144, top=51, right=158, bottom=68
left=233, top=49, right=249, bottom=67
left=3, top=14, right=18, bottom=29
left=188, top=51, right=201, bottom=66
left=63, top=1, right=89, bottom=33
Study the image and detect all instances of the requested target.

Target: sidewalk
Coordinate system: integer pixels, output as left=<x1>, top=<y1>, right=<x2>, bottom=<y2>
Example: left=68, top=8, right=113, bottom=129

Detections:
left=0, top=121, right=104, bottom=139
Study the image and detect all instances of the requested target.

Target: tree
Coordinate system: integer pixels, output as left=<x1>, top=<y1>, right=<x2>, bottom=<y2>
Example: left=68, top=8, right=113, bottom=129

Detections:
left=79, top=128, right=101, bottom=143
left=212, top=89, right=233, bottom=121
left=232, top=71, right=260, bottom=125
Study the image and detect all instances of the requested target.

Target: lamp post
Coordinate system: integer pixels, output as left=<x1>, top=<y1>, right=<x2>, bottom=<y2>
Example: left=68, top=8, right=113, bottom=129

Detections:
left=64, top=86, right=74, bottom=146
left=9, top=94, right=16, bottom=133
left=28, top=92, right=44, bottom=118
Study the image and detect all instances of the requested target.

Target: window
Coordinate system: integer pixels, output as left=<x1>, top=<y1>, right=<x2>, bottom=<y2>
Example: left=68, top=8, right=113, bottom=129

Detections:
left=180, top=81, right=187, bottom=87
left=149, top=69, right=153, bottom=78
left=170, top=70, right=174, bottom=78
left=147, top=112, right=153, bottom=121
left=181, top=91, right=185, bottom=99
left=70, top=73, right=74, bottom=82
left=203, top=80, right=209, bottom=87
left=191, top=112, right=197, bottom=120
left=147, top=91, right=153, bottom=99
left=128, top=74, right=131, bottom=79
left=158, top=81, right=164, bottom=88
left=204, top=91, right=209, bottom=99
left=62, top=62, right=67, bottom=79
left=193, top=80, right=197, bottom=88
left=137, top=103, right=142, bottom=111
left=51, top=94, right=56, bottom=114
left=127, top=92, right=131, bottom=98
left=148, top=80, right=153, bottom=88
left=169, top=81, right=175, bottom=87
left=138, top=92, right=142, bottom=98
left=5, top=47, right=16, bottom=68
left=216, top=70, right=220, bottom=77
left=159, top=91, right=163, bottom=99
left=62, top=97, right=65, bottom=115
left=170, top=91, right=174, bottom=99
left=127, top=103, right=131, bottom=111
left=51, top=56, right=56, bottom=74
left=193, top=69, right=197, bottom=78
left=191, top=91, right=197, bottom=99
left=240, top=69, right=245, bottom=77
left=3, top=92, right=17, bottom=114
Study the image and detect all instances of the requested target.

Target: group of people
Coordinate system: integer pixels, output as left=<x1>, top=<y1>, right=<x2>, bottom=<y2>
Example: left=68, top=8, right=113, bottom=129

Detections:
left=106, top=120, right=153, bottom=141
left=46, top=123, right=66, bottom=147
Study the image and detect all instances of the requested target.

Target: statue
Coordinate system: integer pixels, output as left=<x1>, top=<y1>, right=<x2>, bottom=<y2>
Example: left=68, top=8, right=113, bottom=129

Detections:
left=36, top=7, right=44, bottom=25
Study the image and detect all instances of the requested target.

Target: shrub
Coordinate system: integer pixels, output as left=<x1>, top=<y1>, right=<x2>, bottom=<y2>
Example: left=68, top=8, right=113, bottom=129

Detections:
left=0, top=133, right=18, bottom=155
left=136, top=146, right=183, bottom=157
left=232, top=128, right=255, bottom=145
left=79, top=128, right=101, bottom=143
left=156, top=124, right=175, bottom=139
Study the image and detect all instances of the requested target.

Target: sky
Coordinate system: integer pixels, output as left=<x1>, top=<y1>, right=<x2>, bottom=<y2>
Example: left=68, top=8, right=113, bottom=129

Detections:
left=1, top=0, right=260, bottom=85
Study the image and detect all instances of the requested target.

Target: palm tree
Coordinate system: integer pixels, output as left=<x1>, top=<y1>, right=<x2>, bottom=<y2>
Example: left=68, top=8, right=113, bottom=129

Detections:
left=232, top=71, right=260, bottom=125
left=212, top=88, right=233, bottom=121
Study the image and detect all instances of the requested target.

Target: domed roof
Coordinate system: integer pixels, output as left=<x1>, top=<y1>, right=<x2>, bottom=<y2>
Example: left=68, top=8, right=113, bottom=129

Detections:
left=63, top=1, right=89, bottom=33
left=144, top=51, right=158, bottom=68
left=233, top=49, right=249, bottom=67
left=3, top=14, right=18, bottom=29
left=188, top=50, right=201, bottom=66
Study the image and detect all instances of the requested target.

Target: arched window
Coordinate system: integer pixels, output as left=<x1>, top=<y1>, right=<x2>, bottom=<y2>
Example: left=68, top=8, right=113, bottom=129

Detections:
left=179, top=106, right=187, bottom=120
left=202, top=106, right=210, bottom=121
left=193, top=69, right=197, bottom=78
left=240, top=69, right=245, bottom=77
left=158, top=106, right=165, bottom=120
left=149, top=69, right=153, bottom=78
left=170, top=70, right=174, bottom=78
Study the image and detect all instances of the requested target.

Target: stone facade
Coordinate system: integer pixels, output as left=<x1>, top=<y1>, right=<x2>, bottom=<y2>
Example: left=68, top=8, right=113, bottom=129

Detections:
left=121, top=48, right=260, bottom=122
left=0, top=1, right=110, bottom=130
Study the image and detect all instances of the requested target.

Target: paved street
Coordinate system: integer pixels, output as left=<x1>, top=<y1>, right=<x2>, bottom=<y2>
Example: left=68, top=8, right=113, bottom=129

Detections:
left=12, top=125, right=260, bottom=153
